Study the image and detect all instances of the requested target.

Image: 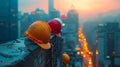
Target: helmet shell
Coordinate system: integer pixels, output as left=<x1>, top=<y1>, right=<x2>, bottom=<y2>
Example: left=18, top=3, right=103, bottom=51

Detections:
left=25, top=21, right=51, bottom=49
left=48, top=18, right=62, bottom=37
left=62, top=53, right=70, bottom=64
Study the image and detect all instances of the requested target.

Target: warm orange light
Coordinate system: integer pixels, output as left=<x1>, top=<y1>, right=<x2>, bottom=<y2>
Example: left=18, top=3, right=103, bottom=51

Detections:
left=88, top=61, right=92, bottom=64
left=78, top=31, right=80, bottom=33
left=88, top=51, right=92, bottom=55
left=75, top=47, right=81, bottom=51
left=81, top=51, right=83, bottom=55
left=78, top=27, right=93, bottom=67
left=83, top=54, right=86, bottom=58
left=78, top=35, right=81, bottom=37
left=88, top=64, right=93, bottom=67
left=84, top=43, right=87, bottom=47
left=96, top=50, right=99, bottom=55
left=78, top=39, right=81, bottom=41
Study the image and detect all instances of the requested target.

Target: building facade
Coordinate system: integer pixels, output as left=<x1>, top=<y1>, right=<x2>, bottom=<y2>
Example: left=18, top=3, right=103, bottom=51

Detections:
left=62, top=9, right=79, bottom=50
left=94, top=23, right=120, bottom=67
left=0, top=0, right=18, bottom=44
left=20, top=8, right=49, bottom=37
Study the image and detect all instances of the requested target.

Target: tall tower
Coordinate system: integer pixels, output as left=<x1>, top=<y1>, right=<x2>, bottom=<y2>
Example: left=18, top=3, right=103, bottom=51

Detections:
left=48, top=0, right=54, bottom=19
left=48, top=0, right=54, bottom=14
left=62, top=9, right=79, bottom=50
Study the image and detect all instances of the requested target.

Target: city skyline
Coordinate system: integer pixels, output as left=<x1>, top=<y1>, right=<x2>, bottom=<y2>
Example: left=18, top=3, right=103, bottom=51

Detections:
left=19, top=0, right=120, bottom=23
left=19, top=0, right=120, bottom=16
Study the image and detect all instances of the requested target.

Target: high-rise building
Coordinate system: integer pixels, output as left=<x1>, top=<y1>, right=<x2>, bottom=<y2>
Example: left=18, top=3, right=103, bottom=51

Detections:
left=20, top=8, right=49, bottom=36
left=0, top=0, right=18, bottom=44
left=48, top=0, right=54, bottom=13
left=95, top=23, right=120, bottom=67
left=48, top=0, right=54, bottom=19
left=62, top=9, right=79, bottom=50
left=50, top=9, right=60, bottom=19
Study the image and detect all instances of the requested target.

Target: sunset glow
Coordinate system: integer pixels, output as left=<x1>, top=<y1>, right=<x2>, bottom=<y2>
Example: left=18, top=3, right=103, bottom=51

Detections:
left=54, top=0, right=120, bottom=15
left=19, top=0, right=120, bottom=19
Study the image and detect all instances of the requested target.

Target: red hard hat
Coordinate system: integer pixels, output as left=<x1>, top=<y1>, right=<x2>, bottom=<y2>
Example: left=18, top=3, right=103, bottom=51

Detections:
left=48, top=18, right=62, bottom=37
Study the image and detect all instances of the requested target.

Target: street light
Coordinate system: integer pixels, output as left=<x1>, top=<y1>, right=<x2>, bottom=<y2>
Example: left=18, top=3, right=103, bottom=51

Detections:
left=62, top=23, right=65, bottom=26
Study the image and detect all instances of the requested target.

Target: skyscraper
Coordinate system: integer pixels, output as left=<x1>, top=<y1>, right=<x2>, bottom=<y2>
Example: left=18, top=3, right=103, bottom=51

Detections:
left=50, top=9, right=60, bottom=19
left=48, top=0, right=54, bottom=15
left=48, top=0, right=54, bottom=19
left=96, top=23, right=120, bottom=67
left=62, top=9, right=79, bottom=50
left=0, top=0, right=18, bottom=44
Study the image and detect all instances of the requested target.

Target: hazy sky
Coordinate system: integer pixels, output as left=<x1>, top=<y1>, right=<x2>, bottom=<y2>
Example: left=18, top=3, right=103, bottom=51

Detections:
left=19, top=0, right=120, bottom=19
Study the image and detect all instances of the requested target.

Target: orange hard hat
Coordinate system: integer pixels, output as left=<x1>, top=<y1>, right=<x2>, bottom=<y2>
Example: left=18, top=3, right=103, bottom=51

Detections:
left=62, top=53, right=70, bottom=65
left=24, top=21, right=51, bottom=49
left=48, top=18, right=62, bottom=37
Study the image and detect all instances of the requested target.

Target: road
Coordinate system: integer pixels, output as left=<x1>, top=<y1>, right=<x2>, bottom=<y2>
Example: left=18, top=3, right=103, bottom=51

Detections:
left=78, top=27, right=93, bottom=67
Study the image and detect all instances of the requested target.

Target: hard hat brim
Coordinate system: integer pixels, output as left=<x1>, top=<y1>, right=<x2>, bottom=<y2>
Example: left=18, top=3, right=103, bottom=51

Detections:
left=55, top=33, right=61, bottom=37
left=25, top=32, right=51, bottom=50
left=37, top=42, right=51, bottom=49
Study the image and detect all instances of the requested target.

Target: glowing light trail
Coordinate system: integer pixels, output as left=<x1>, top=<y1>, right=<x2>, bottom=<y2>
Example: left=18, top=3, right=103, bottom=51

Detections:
left=78, top=27, right=93, bottom=67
